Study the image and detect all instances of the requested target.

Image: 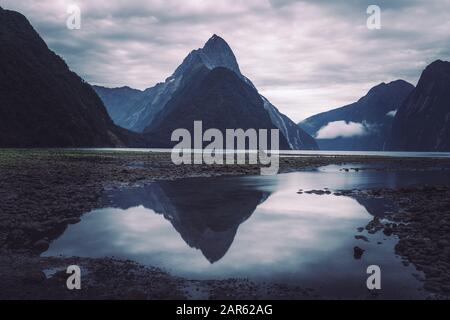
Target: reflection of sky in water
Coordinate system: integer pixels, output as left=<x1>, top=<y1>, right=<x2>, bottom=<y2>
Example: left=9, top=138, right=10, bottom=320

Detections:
left=44, top=196, right=369, bottom=278
left=44, top=167, right=450, bottom=298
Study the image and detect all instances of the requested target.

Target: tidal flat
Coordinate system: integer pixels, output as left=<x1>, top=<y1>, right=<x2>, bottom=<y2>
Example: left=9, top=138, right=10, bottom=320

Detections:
left=1, top=149, right=450, bottom=299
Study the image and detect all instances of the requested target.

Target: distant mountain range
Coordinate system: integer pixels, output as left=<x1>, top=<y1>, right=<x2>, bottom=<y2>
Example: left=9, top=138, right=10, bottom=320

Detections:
left=299, top=59, right=450, bottom=152
left=95, top=35, right=318, bottom=150
left=1, top=7, right=449, bottom=152
left=388, top=60, right=450, bottom=151
left=299, top=80, right=414, bottom=151
left=0, top=7, right=143, bottom=148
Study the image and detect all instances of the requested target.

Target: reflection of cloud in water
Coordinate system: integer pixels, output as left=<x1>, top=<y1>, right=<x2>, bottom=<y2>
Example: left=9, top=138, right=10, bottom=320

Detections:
left=228, top=194, right=368, bottom=266
left=86, top=206, right=207, bottom=259
left=49, top=176, right=274, bottom=265
left=43, top=170, right=432, bottom=297
left=44, top=174, right=370, bottom=278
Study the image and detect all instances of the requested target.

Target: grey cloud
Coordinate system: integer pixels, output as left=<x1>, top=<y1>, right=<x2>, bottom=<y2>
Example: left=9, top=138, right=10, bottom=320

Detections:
left=269, top=0, right=423, bottom=11
left=1, top=0, right=450, bottom=122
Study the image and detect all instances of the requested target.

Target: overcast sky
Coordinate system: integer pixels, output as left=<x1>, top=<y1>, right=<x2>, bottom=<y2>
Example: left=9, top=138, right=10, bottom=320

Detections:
left=3, top=0, right=450, bottom=122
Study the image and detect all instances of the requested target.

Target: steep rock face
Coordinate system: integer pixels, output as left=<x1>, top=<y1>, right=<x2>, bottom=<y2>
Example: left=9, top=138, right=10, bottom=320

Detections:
left=299, top=80, right=414, bottom=151
left=96, top=34, right=317, bottom=150
left=144, top=66, right=291, bottom=149
left=96, top=35, right=244, bottom=133
left=0, top=8, right=143, bottom=147
left=92, top=86, right=146, bottom=128
left=388, top=60, right=450, bottom=151
left=262, top=97, right=317, bottom=150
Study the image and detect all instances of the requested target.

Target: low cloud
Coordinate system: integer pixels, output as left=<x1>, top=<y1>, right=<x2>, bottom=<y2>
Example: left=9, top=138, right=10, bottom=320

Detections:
left=316, top=121, right=371, bottom=139
left=386, top=109, right=397, bottom=117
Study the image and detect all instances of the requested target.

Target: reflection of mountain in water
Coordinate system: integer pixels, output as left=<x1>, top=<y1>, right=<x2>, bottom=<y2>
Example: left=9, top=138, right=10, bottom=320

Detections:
left=102, top=177, right=272, bottom=263
left=352, top=196, right=397, bottom=218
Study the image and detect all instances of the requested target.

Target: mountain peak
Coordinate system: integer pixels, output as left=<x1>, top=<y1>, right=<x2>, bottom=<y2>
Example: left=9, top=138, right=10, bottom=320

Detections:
left=172, top=34, right=241, bottom=79
left=412, top=60, right=450, bottom=94
left=365, top=79, right=414, bottom=97
left=424, top=59, right=450, bottom=75
left=202, top=34, right=232, bottom=54
left=204, top=34, right=227, bottom=47
left=389, top=79, right=410, bottom=85
left=388, top=59, right=450, bottom=151
left=195, top=34, right=241, bottom=75
left=428, top=59, right=447, bottom=66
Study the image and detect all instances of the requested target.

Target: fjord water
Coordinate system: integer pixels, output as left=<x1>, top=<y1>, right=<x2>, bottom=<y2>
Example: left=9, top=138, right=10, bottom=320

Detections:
left=80, top=148, right=450, bottom=158
left=43, top=165, right=450, bottom=298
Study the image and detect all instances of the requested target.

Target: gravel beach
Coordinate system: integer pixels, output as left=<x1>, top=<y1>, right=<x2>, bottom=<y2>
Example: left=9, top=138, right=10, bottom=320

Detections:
left=1, top=149, right=450, bottom=299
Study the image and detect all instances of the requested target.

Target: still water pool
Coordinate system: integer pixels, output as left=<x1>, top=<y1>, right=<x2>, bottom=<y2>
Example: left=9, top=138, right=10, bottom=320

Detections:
left=43, top=165, right=450, bottom=298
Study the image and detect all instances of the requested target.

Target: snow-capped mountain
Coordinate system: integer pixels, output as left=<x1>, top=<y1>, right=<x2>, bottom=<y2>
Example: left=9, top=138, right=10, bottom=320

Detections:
left=95, top=35, right=318, bottom=150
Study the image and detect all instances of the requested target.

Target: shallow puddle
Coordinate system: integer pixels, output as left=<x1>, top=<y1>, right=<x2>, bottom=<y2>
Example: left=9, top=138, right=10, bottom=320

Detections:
left=43, top=165, right=450, bottom=298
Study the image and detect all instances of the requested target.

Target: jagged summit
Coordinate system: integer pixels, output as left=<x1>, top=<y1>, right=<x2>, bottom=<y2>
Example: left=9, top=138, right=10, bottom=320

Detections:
left=204, top=34, right=227, bottom=47
left=202, top=34, right=233, bottom=55
left=181, top=34, right=241, bottom=76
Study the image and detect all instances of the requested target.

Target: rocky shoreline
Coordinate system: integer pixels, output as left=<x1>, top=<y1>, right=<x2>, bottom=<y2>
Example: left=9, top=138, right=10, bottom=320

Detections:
left=341, top=186, right=450, bottom=298
left=1, top=149, right=450, bottom=299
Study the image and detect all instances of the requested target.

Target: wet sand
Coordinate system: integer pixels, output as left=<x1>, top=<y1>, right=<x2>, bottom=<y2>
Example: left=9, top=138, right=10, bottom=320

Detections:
left=1, top=149, right=450, bottom=299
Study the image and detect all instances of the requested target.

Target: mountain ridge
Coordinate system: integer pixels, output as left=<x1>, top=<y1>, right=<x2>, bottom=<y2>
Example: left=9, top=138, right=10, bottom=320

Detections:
left=387, top=60, right=450, bottom=151
left=299, top=79, right=414, bottom=151
left=0, top=8, right=144, bottom=147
